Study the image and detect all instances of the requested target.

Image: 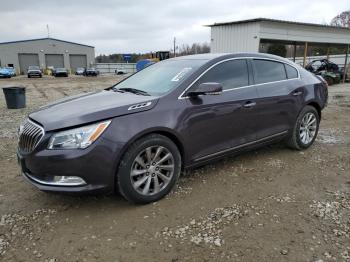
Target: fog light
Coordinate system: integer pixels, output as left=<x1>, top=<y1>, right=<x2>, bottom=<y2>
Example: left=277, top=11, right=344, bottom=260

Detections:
left=53, top=176, right=86, bottom=186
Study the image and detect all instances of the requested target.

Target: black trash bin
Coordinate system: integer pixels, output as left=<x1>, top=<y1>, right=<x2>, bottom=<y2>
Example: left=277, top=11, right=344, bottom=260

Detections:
left=2, top=87, right=26, bottom=109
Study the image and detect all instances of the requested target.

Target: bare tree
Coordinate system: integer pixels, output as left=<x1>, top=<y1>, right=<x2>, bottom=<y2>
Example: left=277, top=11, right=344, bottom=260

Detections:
left=330, top=10, right=350, bottom=27
left=178, top=42, right=210, bottom=56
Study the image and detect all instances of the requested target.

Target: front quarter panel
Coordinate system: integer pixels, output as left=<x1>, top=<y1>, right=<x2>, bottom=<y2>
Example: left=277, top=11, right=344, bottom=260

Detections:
left=103, top=97, right=189, bottom=165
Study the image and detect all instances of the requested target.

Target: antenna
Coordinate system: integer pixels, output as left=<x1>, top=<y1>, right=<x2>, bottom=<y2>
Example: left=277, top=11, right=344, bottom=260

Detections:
left=46, top=24, right=50, bottom=38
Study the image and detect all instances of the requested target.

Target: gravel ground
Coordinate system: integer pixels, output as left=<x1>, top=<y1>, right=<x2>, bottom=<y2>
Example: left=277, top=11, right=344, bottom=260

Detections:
left=0, top=75, right=349, bottom=262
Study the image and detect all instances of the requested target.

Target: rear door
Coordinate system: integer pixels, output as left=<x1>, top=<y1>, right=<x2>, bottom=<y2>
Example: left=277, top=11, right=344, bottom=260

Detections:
left=183, top=59, right=260, bottom=161
left=252, top=59, right=303, bottom=139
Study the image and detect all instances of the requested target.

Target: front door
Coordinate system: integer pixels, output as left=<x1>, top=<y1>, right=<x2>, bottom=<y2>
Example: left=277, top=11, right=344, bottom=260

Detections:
left=182, top=59, right=260, bottom=162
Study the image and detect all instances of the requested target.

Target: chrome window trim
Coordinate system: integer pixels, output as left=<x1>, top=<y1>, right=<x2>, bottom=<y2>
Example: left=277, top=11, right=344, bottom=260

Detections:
left=178, top=56, right=301, bottom=99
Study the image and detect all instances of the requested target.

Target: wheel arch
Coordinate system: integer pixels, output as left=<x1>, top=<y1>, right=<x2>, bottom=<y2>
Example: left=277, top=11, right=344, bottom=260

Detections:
left=113, top=127, right=186, bottom=191
left=306, top=101, right=322, bottom=119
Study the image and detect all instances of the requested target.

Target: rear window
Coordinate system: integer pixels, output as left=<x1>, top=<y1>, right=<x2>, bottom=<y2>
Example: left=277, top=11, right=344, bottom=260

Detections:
left=253, top=60, right=287, bottom=84
left=285, top=64, right=298, bottom=79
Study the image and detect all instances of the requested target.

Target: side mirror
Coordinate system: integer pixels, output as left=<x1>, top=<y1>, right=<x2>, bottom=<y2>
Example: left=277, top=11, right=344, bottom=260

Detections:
left=187, top=82, right=223, bottom=97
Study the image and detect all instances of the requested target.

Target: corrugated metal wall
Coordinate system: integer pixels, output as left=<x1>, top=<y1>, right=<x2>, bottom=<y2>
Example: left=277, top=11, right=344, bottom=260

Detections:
left=210, top=22, right=260, bottom=53
left=95, top=63, right=136, bottom=74
left=259, top=22, right=350, bottom=44
left=45, top=54, right=64, bottom=68
left=18, top=53, right=39, bottom=74
left=69, top=55, right=87, bottom=71
left=0, top=39, right=95, bottom=74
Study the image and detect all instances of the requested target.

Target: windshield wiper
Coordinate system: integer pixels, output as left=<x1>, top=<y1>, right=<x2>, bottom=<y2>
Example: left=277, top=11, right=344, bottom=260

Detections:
left=115, top=87, right=150, bottom=96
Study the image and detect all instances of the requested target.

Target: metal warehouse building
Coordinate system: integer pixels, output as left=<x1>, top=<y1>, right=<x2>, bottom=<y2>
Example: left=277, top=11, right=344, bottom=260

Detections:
left=208, top=18, right=349, bottom=66
left=0, top=37, right=95, bottom=74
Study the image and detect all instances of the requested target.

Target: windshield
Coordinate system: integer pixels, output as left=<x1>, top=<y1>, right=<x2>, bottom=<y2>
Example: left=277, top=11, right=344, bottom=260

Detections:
left=28, top=66, right=39, bottom=70
left=114, top=59, right=207, bottom=96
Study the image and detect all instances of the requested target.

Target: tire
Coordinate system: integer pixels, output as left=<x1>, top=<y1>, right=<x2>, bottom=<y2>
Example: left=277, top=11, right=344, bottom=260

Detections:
left=117, top=134, right=181, bottom=204
left=27, top=75, right=30, bottom=78
left=286, top=105, right=320, bottom=150
left=324, top=76, right=334, bottom=86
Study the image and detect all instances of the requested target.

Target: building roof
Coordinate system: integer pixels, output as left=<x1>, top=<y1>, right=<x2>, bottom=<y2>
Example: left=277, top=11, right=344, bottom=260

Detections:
left=0, top=37, right=94, bottom=48
left=206, top=18, right=350, bottom=31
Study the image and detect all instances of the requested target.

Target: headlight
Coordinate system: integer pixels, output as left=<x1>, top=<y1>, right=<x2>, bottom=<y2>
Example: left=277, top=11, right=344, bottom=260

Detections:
left=48, top=120, right=111, bottom=149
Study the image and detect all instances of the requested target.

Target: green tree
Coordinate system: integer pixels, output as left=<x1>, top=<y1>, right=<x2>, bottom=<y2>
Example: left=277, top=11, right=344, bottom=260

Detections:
left=267, top=44, right=287, bottom=57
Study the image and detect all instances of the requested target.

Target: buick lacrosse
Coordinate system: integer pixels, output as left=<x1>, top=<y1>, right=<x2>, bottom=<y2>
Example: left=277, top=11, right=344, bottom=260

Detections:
left=18, top=53, right=328, bottom=203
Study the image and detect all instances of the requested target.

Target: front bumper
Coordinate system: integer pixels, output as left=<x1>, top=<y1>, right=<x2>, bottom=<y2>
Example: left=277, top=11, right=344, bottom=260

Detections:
left=28, top=72, right=41, bottom=76
left=0, top=74, right=11, bottom=77
left=17, top=135, right=123, bottom=194
left=22, top=172, right=106, bottom=193
left=55, top=73, right=68, bottom=76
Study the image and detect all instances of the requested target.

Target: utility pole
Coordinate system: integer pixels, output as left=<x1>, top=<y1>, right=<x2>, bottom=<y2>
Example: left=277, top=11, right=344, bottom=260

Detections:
left=173, top=37, right=176, bottom=57
left=343, top=44, right=349, bottom=83
left=46, top=24, right=50, bottom=38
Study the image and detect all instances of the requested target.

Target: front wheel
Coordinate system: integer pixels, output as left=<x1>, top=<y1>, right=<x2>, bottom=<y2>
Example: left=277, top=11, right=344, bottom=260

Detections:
left=117, top=134, right=181, bottom=204
left=286, top=105, right=320, bottom=150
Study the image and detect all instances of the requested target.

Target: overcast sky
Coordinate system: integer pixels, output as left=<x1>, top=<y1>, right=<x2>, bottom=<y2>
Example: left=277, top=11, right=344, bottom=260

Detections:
left=1, top=0, right=349, bottom=55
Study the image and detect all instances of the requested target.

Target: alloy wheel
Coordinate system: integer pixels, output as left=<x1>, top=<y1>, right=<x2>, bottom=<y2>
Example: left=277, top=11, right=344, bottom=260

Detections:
left=130, top=146, right=175, bottom=196
left=299, top=112, right=317, bottom=145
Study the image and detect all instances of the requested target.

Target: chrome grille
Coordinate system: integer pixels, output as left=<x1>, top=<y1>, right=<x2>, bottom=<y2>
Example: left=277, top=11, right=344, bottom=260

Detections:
left=18, top=120, right=45, bottom=153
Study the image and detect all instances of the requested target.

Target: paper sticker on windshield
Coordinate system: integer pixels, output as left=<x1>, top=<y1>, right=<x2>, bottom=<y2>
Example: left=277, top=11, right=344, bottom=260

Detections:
left=171, top=67, right=192, bottom=82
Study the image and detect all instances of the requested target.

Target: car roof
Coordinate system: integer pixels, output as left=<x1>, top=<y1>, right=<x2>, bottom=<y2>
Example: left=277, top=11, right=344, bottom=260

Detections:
left=170, top=52, right=294, bottom=64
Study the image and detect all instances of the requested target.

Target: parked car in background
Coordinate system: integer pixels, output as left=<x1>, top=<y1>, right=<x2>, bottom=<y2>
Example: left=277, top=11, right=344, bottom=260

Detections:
left=0, top=67, right=12, bottom=78
left=54, top=68, right=68, bottom=77
left=115, top=68, right=127, bottom=75
left=75, top=67, right=85, bottom=75
left=17, top=53, right=328, bottom=204
left=27, top=66, right=42, bottom=78
left=84, top=67, right=98, bottom=76
left=5, top=67, right=16, bottom=77
left=305, top=59, right=342, bottom=85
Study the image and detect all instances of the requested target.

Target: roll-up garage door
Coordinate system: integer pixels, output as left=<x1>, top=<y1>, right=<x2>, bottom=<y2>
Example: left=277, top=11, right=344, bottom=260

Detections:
left=45, top=54, right=64, bottom=69
left=69, top=55, right=87, bottom=72
left=18, top=53, right=39, bottom=74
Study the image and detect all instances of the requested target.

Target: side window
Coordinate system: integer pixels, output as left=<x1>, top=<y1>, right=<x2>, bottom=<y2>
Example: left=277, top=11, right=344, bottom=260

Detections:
left=285, top=64, right=298, bottom=79
left=191, top=59, right=249, bottom=91
left=253, top=59, right=287, bottom=84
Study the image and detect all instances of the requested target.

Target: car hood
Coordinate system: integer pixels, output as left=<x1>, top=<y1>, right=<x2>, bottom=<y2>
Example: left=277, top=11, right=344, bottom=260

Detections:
left=29, top=90, right=159, bottom=131
left=28, top=70, right=41, bottom=73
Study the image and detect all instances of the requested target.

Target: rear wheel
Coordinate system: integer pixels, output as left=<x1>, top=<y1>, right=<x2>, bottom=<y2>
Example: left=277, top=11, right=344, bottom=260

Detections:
left=117, top=134, right=181, bottom=204
left=286, top=105, right=320, bottom=150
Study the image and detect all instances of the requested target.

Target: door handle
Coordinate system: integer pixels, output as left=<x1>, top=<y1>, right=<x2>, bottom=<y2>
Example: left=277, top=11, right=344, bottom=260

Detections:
left=292, top=91, right=303, bottom=96
left=243, top=101, right=256, bottom=108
